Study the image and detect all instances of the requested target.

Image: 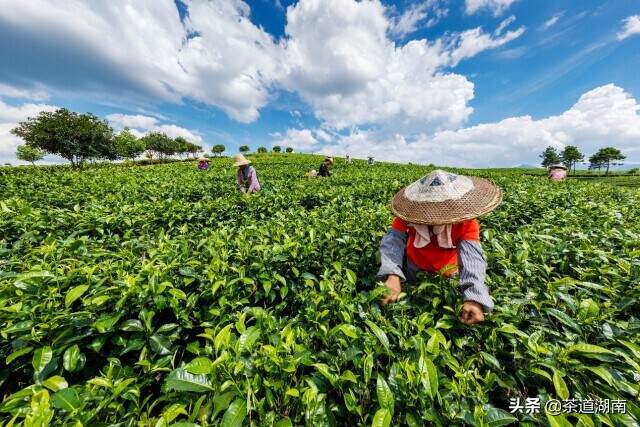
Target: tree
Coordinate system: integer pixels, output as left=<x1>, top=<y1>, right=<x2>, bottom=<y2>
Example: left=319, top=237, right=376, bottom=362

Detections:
left=285, top=147, right=293, bottom=153
left=11, top=108, right=116, bottom=167
left=561, top=145, right=584, bottom=172
left=589, top=147, right=625, bottom=175
left=141, top=132, right=178, bottom=160
left=212, top=144, right=225, bottom=157
left=257, top=146, right=267, bottom=153
left=114, top=128, right=146, bottom=161
left=16, top=144, right=45, bottom=165
left=239, top=145, right=250, bottom=154
left=272, top=146, right=281, bottom=153
left=539, top=146, right=561, bottom=168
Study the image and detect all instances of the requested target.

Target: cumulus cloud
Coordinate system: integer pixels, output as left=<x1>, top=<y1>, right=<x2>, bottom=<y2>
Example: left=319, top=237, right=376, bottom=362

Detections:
left=465, top=0, right=518, bottom=16
left=0, top=0, right=283, bottom=123
left=286, top=84, right=640, bottom=167
left=617, top=15, right=640, bottom=41
left=271, top=128, right=319, bottom=151
left=106, top=113, right=203, bottom=144
left=279, top=0, right=524, bottom=133
left=389, top=1, right=448, bottom=38
left=0, top=0, right=524, bottom=134
left=0, top=97, right=57, bottom=164
left=0, top=83, right=49, bottom=101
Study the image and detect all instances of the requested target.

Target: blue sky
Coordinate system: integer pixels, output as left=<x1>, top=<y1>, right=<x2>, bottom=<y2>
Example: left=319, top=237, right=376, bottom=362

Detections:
left=1, top=0, right=639, bottom=167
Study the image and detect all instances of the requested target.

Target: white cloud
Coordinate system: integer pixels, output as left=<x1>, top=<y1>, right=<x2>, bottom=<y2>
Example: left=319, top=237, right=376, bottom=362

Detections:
left=107, top=113, right=203, bottom=144
left=389, top=1, right=447, bottom=38
left=290, top=84, right=640, bottom=168
left=465, top=0, right=518, bottom=16
left=272, top=128, right=319, bottom=150
left=279, top=0, right=523, bottom=133
left=617, top=15, right=640, bottom=41
left=542, top=12, right=563, bottom=30
left=448, top=18, right=525, bottom=66
left=0, top=98, right=57, bottom=164
left=0, top=0, right=283, bottom=123
left=0, top=83, right=49, bottom=101
left=1, top=0, right=524, bottom=134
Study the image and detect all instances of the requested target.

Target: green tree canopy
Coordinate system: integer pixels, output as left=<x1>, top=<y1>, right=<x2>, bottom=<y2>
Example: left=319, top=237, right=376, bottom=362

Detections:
left=11, top=108, right=116, bottom=167
left=212, top=144, right=225, bottom=156
left=114, top=128, right=146, bottom=160
left=239, top=145, right=250, bottom=153
left=589, top=147, right=625, bottom=175
left=141, top=132, right=177, bottom=160
left=539, top=146, right=561, bottom=168
left=16, top=144, right=45, bottom=165
left=285, top=147, right=293, bottom=153
left=272, top=146, right=281, bottom=153
left=561, top=145, right=584, bottom=172
left=257, top=146, right=267, bottom=153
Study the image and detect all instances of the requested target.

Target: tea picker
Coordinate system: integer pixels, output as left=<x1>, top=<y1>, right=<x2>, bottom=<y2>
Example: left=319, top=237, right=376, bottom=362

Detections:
left=377, top=170, right=502, bottom=325
left=548, top=164, right=567, bottom=181
left=319, top=156, right=333, bottom=177
left=197, top=156, right=209, bottom=170
left=233, top=153, right=261, bottom=193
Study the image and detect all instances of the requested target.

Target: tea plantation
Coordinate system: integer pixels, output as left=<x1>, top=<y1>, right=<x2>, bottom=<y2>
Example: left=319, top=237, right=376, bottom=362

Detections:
left=1, top=154, right=639, bottom=426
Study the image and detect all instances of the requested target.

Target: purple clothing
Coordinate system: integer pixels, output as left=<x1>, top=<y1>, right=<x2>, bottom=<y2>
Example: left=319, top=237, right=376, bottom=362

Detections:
left=198, top=161, right=209, bottom=170
left=548, top=169, right=566, bottom=181
left=237, top=166, right=261, bottom=193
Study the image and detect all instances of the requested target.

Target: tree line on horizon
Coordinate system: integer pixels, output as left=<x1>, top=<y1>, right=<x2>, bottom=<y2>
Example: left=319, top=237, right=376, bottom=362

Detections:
left=11, top=108, right=293, bottom=167
left=539, top=145, right=626, bottom=175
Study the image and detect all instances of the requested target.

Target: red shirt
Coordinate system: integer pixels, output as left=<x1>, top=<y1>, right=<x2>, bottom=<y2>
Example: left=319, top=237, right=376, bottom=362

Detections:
left=391, top=217, right=480, bottom=275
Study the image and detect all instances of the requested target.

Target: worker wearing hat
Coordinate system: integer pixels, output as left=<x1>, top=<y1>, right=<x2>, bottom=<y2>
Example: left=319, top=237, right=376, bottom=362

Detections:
left=548, top=164, right=568, bottom=181
left=319, top=157, right=334, bottom=177
left=377, top=170, right=502, bottom=325
left=197, top=156, right=209, bottom=170
left=233, top=153, right=261, bottom=193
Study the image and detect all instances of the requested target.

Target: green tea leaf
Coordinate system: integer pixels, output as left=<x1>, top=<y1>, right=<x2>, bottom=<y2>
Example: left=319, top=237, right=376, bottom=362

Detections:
left=552, top=369, right=569, bottom=400
left=364, top=320, right=390, bottom=353
left=51, top=388, right=80, bottom=412
left=371, top=408, right=391, bottom=427
left=43, top=375, right=68, bottom=392
left=63, top=345, right=80, bottom=372
left=186, top=357, right=213, bottom=375
left=376, top=376, right=394, bottom=413
left=165, top=368, right=213, bottom=393
left=221, top=398, right=247, bottom=427
left=65, top=285, right=89, bottom=307
left=485, top=407, right=518, bottom=427
left=32, top=346, right=52, bottom=374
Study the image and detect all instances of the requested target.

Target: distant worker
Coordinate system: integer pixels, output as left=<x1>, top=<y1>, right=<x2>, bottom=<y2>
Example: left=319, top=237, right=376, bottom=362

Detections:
left=346, top=155, right=352, bottom=164
left=376, top=170, right=502, bottom=325
left=548, top=164, right=567, bottom=181
left=234, top=153, right=261, bottom=193
left=319, top=157, right=333, bottom=177
left=368, top=156, right=374, bottom=165
left=197, top=156, right=209, bottom=170
left=305, top=169, right=318, bottom=178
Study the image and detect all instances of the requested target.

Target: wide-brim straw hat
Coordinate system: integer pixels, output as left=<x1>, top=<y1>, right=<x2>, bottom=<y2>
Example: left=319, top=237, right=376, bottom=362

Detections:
left=549, top=164, right=567, bottom=170
left=233, top=153, right=251, bottom=167
left=391, top=169, right=502, bottom=225
left=198, top=156, right=208, bottom=161
left=325, top=157, right=334, bottom=164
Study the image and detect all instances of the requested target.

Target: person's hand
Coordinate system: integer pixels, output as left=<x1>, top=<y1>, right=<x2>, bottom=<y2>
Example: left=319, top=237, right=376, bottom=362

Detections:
left=381, top=275, right=402, bottom=305
left=459, top=301, right=484, bottom=325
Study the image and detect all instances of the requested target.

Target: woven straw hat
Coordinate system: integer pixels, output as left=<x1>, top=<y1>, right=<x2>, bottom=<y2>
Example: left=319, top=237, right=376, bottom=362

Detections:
left=198, top=156, right=207, bottom=161
left=549, top=164, right=567, bottom=170
left=325, top=157, right=334, bottom=164
left=233, top=153, right=251, bottom=167
left=391, top=170, right=502, bottom=225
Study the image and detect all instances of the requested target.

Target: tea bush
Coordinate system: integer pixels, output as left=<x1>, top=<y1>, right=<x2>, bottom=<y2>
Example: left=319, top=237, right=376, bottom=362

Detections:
left=1, top=154, right=639, bottom=426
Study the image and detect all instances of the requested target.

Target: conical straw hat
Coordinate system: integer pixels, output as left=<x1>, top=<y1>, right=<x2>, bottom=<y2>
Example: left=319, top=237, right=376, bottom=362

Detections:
left=233, top=153, right=251, bottom=167
left=198, top=156, right=207, bottom=161
left=391, top=170, right=502, bottom=225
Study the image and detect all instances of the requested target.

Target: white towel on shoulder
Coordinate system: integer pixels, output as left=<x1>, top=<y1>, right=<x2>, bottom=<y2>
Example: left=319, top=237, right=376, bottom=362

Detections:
left=409, top=224, right=455, bottom=249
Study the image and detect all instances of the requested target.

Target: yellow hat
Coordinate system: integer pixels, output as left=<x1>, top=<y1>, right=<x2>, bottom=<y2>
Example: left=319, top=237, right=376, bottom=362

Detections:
left=233, top=153, right=251, bottom=167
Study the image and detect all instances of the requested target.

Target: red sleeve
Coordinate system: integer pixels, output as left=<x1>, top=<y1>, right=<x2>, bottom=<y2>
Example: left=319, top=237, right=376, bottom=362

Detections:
left=391, top=217, right=408, bottom=232
left=456, top=219, right=480, bottom=241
